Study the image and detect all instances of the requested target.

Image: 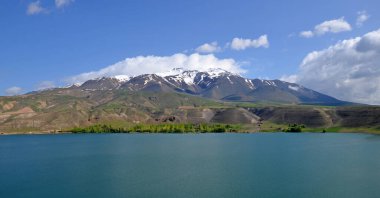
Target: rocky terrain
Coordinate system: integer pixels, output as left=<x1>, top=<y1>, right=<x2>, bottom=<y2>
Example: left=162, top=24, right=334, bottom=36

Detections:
left=1, top=68, right=379, bottom=134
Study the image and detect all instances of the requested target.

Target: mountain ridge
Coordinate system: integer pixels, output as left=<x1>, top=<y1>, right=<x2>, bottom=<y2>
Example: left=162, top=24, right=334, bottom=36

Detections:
left=71, top=68, right=350, bottom=106
left=2, top=67, right=373, bottom=134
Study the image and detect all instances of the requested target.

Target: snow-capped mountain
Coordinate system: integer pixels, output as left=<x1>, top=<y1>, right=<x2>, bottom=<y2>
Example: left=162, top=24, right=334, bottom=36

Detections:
left=74, top=68, right=347, bottom=105
left=113, top=75, right=130, bottom=82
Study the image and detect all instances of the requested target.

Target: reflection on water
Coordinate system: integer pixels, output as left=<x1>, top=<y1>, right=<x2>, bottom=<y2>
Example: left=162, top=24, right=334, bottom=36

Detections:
left=364, top=133, right=380, bottom=141
left=0, top=133, right=380, bottom=198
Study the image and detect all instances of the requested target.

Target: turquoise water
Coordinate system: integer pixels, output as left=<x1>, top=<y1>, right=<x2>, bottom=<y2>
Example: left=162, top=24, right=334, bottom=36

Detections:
left=1, top=133, right=380, bottom=198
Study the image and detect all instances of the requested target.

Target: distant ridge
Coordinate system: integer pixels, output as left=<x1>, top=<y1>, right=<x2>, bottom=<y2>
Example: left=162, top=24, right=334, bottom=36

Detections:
left=72, top=68, right=350, bottom=105
left=1, top=67, right=368, bottom=134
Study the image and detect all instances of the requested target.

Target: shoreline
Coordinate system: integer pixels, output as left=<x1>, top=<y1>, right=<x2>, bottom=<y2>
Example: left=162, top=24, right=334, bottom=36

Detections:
left=1, top=130, right=379, bottom=135
left=0, top=131, right=72, bottom=135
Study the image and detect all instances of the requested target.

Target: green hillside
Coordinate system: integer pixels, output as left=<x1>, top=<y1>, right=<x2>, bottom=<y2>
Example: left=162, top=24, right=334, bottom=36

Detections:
left=0, top=88, right=379, bottom=134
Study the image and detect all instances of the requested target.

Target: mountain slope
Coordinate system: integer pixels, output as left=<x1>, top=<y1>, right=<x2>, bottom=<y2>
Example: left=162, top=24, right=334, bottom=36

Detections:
left=72, top=68, right=348, bottom=105
left=1, top=68, right=368, bottom=134
left=0, top=87, right=377, bottom=134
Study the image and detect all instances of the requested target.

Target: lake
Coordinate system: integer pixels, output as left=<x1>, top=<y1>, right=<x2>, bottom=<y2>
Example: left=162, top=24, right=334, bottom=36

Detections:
left=1, top=133, right=380, bottom=198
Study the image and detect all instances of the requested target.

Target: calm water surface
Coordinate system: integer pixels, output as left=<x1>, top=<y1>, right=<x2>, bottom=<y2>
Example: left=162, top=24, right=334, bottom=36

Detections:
left=1, top=133, right=380, bottom=198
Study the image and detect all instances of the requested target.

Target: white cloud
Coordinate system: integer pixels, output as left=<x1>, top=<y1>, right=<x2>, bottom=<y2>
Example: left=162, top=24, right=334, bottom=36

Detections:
left=26, top=1, right=46, bottom=15
left=37, top=81, right=56, bottom=90
left=299, top=31, right=314, bottom=38
left=315, top=18, right=352, bottom=35
left=67, top=53, right=244, bottom=84
left=300, top=18, right=352, bottom=38
left=5, top=87, right=22, bottom=96
left=280, top=75, right=298, bottom=83
left=356, top=11, right=370, bottom=27
left=230, top=35, right=269, bottom=50
left=195, top=42, right=221, bottom=53
left=55, top=0, right=74, bottom=8
left=290, top=28, right=380, bottom=105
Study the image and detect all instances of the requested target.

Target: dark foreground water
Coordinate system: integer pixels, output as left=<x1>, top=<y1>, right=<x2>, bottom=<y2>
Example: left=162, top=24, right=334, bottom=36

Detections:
left=1, top=133, right=380, bottom=198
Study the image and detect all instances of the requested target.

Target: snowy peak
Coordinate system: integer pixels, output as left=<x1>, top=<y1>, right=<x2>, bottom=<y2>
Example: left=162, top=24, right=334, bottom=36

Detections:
left=74, top=68, right=238, bottom=89
left=165, top=70, right=199, bottom=85
left=113, top=75, right=130, bottom=82
left=158, top=68, right=236, bottom=77
left=156, top=67, right=238, bottom=86
left=73, top=75, right=340, bottom=105
left=71, top=67, right=346, bottom=106
left=205, top=68, right=236, bottom=78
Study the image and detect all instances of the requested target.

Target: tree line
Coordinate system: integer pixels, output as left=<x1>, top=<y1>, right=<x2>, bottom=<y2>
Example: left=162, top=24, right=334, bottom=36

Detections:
left=70, top=123, right=242, bottom=133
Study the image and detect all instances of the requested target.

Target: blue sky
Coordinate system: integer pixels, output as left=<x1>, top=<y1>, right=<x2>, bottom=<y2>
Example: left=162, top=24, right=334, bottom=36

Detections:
left=1, top=0, right=380, bottom=103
